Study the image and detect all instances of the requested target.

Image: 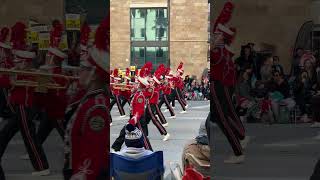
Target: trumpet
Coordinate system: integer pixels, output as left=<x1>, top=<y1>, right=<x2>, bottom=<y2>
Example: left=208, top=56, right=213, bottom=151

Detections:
left=0, top=68, right=79, bottom=93
left=111, top=83, right=133, bottom=91
left=0, top=68, right=79, bottom=80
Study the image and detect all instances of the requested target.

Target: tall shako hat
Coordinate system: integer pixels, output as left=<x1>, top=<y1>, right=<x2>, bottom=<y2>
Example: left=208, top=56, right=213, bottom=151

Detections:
left=0, top=27, right=11, bottom=49
left=81, top=15, right=110, bottom=79
left=47, top=20, right=67, bottom=61
left=113, top=68, right=121, bottom=80
left=125, top=67, right=130, bottom=80
left=138, top=63, right=150, bottom=86
left=11, top=22, right=35, bottom=62
left=177, top=62, right=184, bottom=75
left=153, top=64, right=165, bottom=84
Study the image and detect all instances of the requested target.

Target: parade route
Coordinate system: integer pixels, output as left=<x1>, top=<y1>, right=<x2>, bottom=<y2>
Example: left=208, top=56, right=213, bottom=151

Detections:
left=213, top=124, right=320, bottom=180
left=1, top=100, right=208, bottom=180
left=2, top=101, right=320, bottom=179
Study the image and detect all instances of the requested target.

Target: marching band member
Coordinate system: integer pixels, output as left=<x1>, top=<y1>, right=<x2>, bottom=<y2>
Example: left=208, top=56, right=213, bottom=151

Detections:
left=138, top=62, right=169, bottom=140
left=152, top=64, right=169, bottom=127
left=0, top=22, right=49, bottom=178
left=0, top=27, right=14, bottom=120
left=119, top=68, right=132, bottom=109
left=112, top=65, right=153, bottom=152
left=159, top=67, right=176, bottom=118
left=171, top=62, right=187, bottom=113
left=63, top=17, right=110, bottom=180
left=36, top=20, right=67, bottom=147
left=210, top=2, right=248, bottom=164
left=110, top=68, right=126, bottom=117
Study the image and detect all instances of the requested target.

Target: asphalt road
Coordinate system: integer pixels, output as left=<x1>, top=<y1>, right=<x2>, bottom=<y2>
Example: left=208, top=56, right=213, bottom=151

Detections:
left=1, top=100, right=320, bottom=180
left=1, top=101, right=208, bottom=180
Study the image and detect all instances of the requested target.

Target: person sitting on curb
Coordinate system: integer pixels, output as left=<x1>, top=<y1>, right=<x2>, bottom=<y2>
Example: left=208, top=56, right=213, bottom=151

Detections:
left=182, top=120, right=210, bottom=177
left=114, top=124, right=153, bottom=159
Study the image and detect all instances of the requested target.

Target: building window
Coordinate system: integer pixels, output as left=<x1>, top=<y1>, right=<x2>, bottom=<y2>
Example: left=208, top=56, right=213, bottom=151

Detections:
left=130, top=7, right=169, bottom=69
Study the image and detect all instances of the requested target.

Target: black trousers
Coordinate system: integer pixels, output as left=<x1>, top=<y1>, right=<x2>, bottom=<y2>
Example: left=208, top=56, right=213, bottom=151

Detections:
left=169, top=89, right=176, bottom=107
left=154, top=103, right=167, bottom=124
left=145, top=104, right=167, bottom=136
left=111, top=115, right=152, bottom=151
left=0, top=89, right=6, bottom=117
left=36, top=111, right=65, bottom=145
left=110, top=95, right=125, bottom=116
left=159, top=94, right=175, bottom=116
left=0, top=105, right=49, bottom=179
left=310, top=159, right=320, bottom=180
left=210, top=81, right=244, bottom=156
left=120, top=96, right=130, bottom=109
left=175, top=88, right=187, bottom=111
left=0, top=89, right=14, bottom=118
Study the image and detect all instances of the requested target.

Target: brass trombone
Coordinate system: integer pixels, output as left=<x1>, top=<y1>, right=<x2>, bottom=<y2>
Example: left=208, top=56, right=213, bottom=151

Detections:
left=111, top=83, right=133, bottom=91
left=0, top=68, right=79, bottom=93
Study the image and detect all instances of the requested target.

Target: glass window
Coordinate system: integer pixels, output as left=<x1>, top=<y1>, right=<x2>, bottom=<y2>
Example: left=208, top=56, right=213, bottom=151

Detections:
left=146, top=9, right=157, bottom=41
left=131, top=8, right=169, bottom=68
left=131, top=9, right=146, bottom=41
left=131, top=46, right=145, bottom=68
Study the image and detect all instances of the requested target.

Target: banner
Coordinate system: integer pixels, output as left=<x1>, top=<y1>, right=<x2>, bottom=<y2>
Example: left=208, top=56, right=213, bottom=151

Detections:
left=59, top=34, right=69, bottom=51
left=38, top=32, right=50, bottom=50
left=130, top=66, right=136, bottom=71
left=28, top=24, right=49, bottom=44
left=66, top=14, right=81, bottom=31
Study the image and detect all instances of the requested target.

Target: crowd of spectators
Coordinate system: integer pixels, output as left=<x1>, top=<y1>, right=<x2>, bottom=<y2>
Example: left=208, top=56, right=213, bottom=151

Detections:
left=234, top=43, right=320, bottom=126
left=183, top=75, right=210, bottom=101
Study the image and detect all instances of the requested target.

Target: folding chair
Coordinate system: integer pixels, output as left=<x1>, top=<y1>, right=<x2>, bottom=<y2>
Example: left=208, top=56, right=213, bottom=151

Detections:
left=110, top=151, right=164, bottom=180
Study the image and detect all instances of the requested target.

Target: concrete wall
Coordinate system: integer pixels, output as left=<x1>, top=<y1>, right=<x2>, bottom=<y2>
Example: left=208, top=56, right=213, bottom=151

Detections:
left=0, top=0, right=64, bottom=26
left=110, top=0, right=209, bottom=78
left=213, top=0, right=312, bottom=73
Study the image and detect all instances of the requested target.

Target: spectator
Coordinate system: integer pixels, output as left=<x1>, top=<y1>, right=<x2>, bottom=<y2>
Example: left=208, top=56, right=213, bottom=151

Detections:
left=291, top=48, right=304, bottom=77
left=272, top=56, right=284, bottom=76
left=260, top=55, right=274, bottom=82
left=235, top=45, right=254, bottom=75
left=294, top=70, right=314, bottom=122
left=303, top=58, right=317, bottom=86
left=115, top=124, right=153, bottom=159
left=270, top=71, right=295, bottom=122
left=182, top=120, right=210, bottom=177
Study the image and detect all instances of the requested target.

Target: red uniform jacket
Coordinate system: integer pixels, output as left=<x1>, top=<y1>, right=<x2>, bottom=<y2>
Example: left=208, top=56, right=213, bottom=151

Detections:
left=173, top=76, right=184, bottom=89
left=8, top=75, right=35, bottom=107
left=129, top=90, right=146, bottom=124
left=65, top=89, right=109, bottom=180
left=149, top=86, right=160, bottom=105
left=211, top=46, right=236, bottom=87
left=163, top=83, right=172, bottom=95
left=34, top=66, right=68, bottom=119
left=119, top=81, right=132, bottom=101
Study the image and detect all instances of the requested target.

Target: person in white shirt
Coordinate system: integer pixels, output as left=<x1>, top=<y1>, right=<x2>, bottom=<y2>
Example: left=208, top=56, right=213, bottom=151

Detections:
left=115, top=124, right=153, bottom=159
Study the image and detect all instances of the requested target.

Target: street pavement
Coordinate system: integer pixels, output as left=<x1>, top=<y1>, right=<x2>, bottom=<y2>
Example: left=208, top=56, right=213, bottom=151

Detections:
left=213, top=122, right=320, bottom=180
left=1, top=100, right=208, bottom=180
left=1, top=100, right=320, bottom=180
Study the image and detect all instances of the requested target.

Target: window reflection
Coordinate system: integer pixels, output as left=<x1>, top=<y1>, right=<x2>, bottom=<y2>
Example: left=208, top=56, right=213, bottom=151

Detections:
left=131, top=8, right=169, bottom=68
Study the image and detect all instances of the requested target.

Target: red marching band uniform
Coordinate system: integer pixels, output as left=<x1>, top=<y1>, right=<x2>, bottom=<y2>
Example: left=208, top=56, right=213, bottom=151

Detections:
left=64, top=17, right=110, bottom=180
left=0, top=22, right=50, bottom=178
left=210, top=1, right=247, bottom=163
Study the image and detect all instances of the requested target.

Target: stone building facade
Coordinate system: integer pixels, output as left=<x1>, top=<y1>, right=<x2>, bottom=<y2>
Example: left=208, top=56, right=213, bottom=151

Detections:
left=110, top=0, right=209, bottom=78
left=213, top=0, right=313, bottom=73
left=0, top=0, right=64, bottom=26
